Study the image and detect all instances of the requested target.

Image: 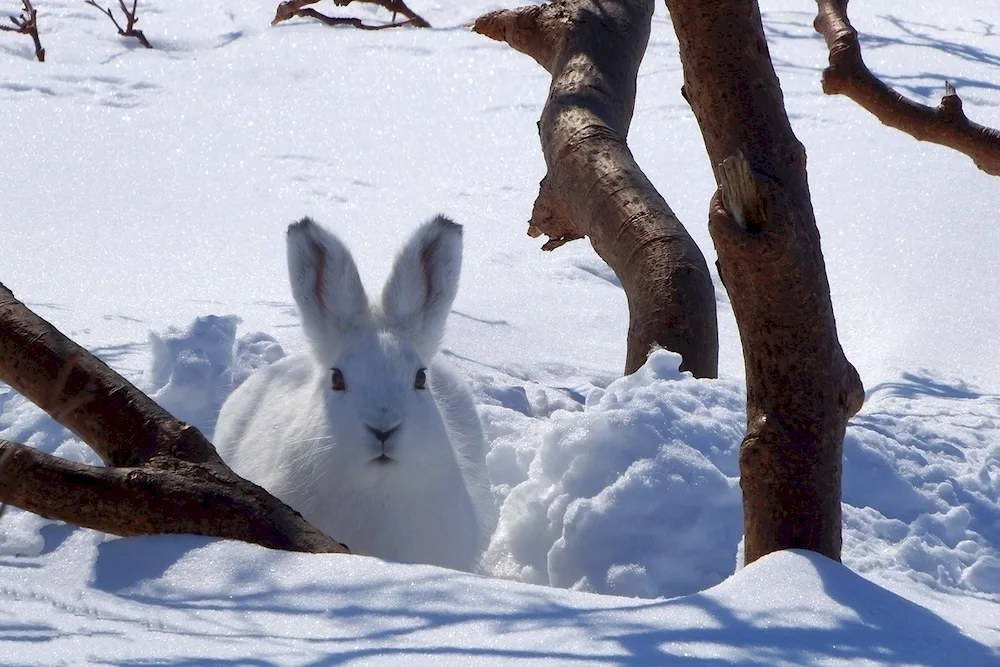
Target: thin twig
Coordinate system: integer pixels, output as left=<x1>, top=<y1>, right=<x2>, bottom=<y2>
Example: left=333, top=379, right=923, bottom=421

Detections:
left=814, top=0, right=1000, bottom=176
left=0, top=0, right=45, bottom=62
left=84, top=0, right=153, bottom=49
left=272, top=0, right=430, bottom=29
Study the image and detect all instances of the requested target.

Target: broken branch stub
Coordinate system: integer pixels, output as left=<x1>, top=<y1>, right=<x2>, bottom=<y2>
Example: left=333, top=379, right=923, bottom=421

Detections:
left=717, top=151, right=766, bottom=233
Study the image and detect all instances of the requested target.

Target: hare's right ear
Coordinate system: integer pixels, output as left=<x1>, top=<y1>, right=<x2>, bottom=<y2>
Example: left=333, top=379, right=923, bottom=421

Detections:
left=286, top=218, right=369, bottom=362
left=381, top=215, right=462, bottom=360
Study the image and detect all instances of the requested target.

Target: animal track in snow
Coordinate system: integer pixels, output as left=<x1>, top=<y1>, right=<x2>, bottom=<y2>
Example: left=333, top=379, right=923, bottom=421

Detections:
left=265, top=154, right=379, bottom=204
left=0, top=74, right=161, bottom=109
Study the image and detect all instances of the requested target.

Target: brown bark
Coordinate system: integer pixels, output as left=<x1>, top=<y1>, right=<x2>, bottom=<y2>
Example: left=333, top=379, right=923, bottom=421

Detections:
left=272, top=0, right=430, bottom=29
left=664, top=1, right=864, bottom=564
left=0, top=0, right=45, bottom=62
left=84, top=0, right=153, bottom=49
left=0, top=283, right=348, bottom=554
left=474, top=0, right=718, bottom=378
left=814, top=0, right=1000, bottom=176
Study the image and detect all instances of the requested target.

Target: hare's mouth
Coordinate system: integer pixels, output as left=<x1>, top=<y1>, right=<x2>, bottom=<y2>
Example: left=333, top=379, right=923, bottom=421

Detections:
left=372, top=454, right=395, bottom=465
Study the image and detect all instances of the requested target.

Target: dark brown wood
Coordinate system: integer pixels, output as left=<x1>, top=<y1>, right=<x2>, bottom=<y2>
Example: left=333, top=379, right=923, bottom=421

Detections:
left=474, top=0, right=719, bottom=378
left=0, top=0, right=45, bottom=62
left=0, top=282, right=348, bottom=554
left=84, top=0, right=153, bottom=49
left=272, top=0, right=430, bottom=29
left=815, top=0, right=1000, bottom=176
left=664, top=0, right=864, bottom=564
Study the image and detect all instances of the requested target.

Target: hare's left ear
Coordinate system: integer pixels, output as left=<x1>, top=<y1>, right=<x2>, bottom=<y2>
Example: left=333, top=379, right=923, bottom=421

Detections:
left=287, top=217, right=371, bottom=363
left=381, top=215, right=462, bottom=359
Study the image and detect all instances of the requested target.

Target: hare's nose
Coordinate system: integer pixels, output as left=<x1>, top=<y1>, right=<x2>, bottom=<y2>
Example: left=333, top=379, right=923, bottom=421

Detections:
left=366, top=424, right=398, bottom=444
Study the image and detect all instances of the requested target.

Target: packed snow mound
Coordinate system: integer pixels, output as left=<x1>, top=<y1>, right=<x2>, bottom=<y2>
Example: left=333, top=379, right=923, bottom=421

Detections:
left=148, top=315, right=284, bottom=439
left=475, top=349, right=1000, bottom=600
left=482, top=349, right=746, bottom=598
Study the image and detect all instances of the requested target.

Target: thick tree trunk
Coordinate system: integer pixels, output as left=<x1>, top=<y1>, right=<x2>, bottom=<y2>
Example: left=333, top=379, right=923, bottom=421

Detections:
left=0, top=283, right=348, bottom=554
left=663, top=1, right=864, bottom=564
left=475, top=0, right=718, bottom=378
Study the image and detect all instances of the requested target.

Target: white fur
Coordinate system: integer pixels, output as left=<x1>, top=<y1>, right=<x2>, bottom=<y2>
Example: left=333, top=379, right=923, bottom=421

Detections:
left=214, top=216, right=494, bottom=572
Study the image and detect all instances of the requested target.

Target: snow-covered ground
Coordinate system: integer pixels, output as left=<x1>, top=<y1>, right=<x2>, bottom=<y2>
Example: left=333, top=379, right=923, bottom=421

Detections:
left=2, top=0, right=999, bottom=663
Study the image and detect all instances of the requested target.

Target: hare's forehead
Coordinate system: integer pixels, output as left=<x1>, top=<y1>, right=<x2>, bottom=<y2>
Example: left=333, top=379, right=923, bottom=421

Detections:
left=336, top=330, right=420, bottom=372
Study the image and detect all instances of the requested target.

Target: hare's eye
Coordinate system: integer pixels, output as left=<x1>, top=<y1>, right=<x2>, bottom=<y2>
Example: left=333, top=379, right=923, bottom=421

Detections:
left=414, top=368, right=427, bottom=390
left=331, top=368, right=346, bottom=392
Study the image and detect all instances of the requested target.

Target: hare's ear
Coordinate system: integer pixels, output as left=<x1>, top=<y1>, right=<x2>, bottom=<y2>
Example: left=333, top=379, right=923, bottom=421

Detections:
left=381, top=215, right=462, bottom=359
left=287, top=218, right=370, bottom=362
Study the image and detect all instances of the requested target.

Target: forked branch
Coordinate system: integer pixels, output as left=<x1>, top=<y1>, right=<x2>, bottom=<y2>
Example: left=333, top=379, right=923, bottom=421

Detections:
left=814, top=0, right=1000, bottom=176
left=0, top=282, right=348, bottom=554
left=0, top=0, right=45, bottom=62
left=84, top=0, right=153, bottom=49
left=272, top=0, right=430, bottom=29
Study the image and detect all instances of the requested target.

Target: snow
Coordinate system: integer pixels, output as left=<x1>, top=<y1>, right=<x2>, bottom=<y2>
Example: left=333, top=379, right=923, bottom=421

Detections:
left=2, top=0, right=1000, bottom=663
left=3, top=542, right=996, bottom=665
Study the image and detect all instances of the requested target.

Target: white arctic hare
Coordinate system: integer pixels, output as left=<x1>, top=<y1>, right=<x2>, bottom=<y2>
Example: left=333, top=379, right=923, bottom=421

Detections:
left=214, top=216, right=493, bottom=572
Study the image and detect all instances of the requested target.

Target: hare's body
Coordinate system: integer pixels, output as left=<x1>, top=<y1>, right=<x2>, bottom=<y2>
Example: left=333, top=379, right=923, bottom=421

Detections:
left=214, top=216, right=492, bottom=572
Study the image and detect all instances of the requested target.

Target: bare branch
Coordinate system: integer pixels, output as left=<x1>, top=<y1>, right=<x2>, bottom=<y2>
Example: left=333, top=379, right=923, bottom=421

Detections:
left=84, top=0, right=153, bottom=49
left=272, top=0, right=430, bottom=30
left=814, top=0, right=1000, bottom=176
left=0, top=0, right=45, bottom=62
left=0, top=282, right=348, bottom=554
left=473, top=5, right=565, bottom=72
left=296, top=8, right=419, bottom=30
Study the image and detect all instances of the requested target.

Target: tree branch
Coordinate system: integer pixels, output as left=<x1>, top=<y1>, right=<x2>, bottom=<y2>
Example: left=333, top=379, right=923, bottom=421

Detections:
left=474, top=0, right=719, bottom=378
left=0, top=282, right=348, bottom=554
left=84, top=0, right=153, bottom=49
left=0, top=0, right=45, bottom=62
left=814, top=0, right=1000, bottom=176
left=272, top=0, right=430, bottom=29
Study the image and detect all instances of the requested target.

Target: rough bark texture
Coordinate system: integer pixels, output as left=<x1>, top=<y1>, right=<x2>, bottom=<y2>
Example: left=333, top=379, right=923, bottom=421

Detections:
left=474, top=0, right=718, bottom=378
left=664, top=0, right=864, bottom=564
left=0, top=283, right=349, bottom=554
left=815, top=0, right=1000, bottom=176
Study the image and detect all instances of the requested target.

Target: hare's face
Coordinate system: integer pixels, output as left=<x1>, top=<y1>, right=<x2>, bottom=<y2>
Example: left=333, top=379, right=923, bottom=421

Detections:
left=286, top=215, right=463, bottom=483
left=321, top=329, right=449, bottom=477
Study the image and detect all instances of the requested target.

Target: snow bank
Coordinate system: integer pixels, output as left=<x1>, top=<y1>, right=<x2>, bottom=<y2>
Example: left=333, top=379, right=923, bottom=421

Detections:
left=148, top=315, right=283, bottom=438
left=482, top=349, right=745, bottom=598
left=3, top=532, right=995, bottom=665
left=842, top=372, right=1000, bottom=596
left=9, top=321, right=1000, bottom=604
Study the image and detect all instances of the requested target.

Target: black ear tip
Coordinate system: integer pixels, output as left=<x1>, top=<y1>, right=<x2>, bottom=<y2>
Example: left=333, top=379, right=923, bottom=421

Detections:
left=288, top=217, right=317, bottom=236
left=431, top=215, right=462, bottom=235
